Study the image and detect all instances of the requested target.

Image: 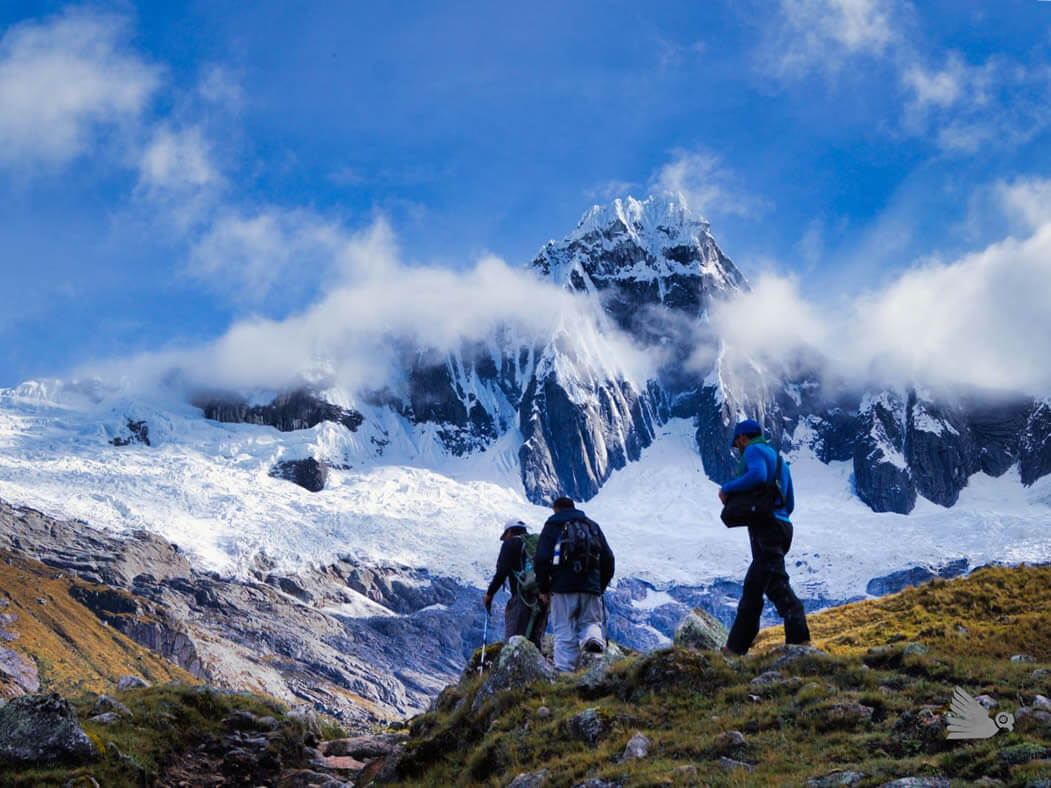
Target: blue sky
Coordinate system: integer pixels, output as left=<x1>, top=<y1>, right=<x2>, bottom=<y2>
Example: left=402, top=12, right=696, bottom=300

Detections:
left=1, top=1, right=1050, bottom=390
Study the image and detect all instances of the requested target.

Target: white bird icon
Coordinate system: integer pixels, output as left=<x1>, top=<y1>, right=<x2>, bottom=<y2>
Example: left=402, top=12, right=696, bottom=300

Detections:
left=946, top=687, right=1014, bottom=739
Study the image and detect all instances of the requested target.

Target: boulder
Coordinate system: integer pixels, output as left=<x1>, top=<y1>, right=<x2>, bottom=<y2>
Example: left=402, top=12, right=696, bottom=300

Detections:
left=577, top=643, right=627, bottom=697
left=997, top=742, right=1049, bottom=765
left=714, top=730, right=746, bottom=752
left=768, top=644, right=830, bottom=671
left=877, top=780, right=949, bottom=788
left=673, top=609, right=728, bottom=652
left=117, top=675, right=150, bottom=690
left=808, top=771, right=865, bottom=787
left=566, top=707, right=611, bottom=745
left=91, top=695, right=133, bottom=718
left=472, top=636, right=557, bottom=712
left=320, top=734, right=407, bottom=760
left=718, top=756, right=755, bottom=772
left=88, top=712, right=121, bottom=725
left=288, top=705, right=324, bottom=747
left=0, top=692, right=99, bottom=766
left=620, top=731, right=651, bottom=761
left=509, top=770, right=550, bottom=788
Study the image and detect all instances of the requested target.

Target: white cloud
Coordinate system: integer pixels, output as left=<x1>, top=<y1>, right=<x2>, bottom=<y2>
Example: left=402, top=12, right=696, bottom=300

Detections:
left=766, top=0, right=905, bottom=78
left=996, top=177, right=1051, bottom=232
left=86, top=218, right=658, bottom=396
left=187, top=208, right=351, bottom=306
left=702, top=181, right=1051, bottom=395
left=0, top=8, right=161, bottom=168
left=649, top=150, right=765, bottom=220
left=138, top=125, right=219, bottom=192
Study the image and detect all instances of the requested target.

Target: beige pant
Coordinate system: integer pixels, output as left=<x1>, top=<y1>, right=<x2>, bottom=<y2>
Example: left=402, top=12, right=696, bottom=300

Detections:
left=549, top=592, right=604, bottom=671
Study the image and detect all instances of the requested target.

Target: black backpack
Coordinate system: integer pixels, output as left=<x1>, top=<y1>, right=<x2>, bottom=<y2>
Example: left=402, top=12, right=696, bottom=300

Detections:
left=720, top=455, right=786, bottom=528
left=558, top=518, right=603, bottom=575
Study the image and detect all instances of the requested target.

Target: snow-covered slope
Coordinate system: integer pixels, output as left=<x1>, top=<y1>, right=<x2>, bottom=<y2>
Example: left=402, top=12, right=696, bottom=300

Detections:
left=1, top=384, right=1048, bottom=603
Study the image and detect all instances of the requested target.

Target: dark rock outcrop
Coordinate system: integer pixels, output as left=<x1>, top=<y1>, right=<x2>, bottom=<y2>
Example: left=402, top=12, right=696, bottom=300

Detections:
left=0, top=693, right=98, bottom=767
left=194, top=389, right=363, bottom=433
left=854, top=392, right=916, bottom=514
left=110, top=419, right=150, bottom=447
left=269, top=458, right=328, bottom=492
left=1021, top=400, right=1051, bottom=486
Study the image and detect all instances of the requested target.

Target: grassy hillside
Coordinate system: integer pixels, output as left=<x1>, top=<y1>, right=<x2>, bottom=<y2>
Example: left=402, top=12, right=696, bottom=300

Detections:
left=0, top=550, right=197, bottom=697
left=391, top=565, right=1051, bottom=786
left=753, top=564, right=1051, bottom=659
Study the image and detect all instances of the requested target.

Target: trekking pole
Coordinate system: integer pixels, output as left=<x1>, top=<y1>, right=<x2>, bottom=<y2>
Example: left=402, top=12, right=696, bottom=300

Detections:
left=478, top=612, right=490, bottom=675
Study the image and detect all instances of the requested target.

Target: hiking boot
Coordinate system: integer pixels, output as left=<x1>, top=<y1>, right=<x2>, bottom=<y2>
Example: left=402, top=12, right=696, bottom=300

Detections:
left=721, top=645, right=744, bottom=657
left=583, top=638, right=605, bottom=654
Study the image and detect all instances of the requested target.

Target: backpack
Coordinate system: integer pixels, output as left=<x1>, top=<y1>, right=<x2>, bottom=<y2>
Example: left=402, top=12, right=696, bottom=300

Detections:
left=720, top=455, right=786, bottom=528
left=557, top=519, right=603, bottom=575
left=511, top=533, right=540, bottom=603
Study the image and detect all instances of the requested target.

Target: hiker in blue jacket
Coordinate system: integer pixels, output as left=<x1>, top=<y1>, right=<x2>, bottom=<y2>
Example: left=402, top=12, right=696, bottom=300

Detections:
left=719, top=419, right=811, bottom=655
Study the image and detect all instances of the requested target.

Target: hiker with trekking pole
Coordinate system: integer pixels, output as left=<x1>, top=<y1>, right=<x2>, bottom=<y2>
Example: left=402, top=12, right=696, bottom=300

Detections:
left=482, top=519, right=549, bottom=651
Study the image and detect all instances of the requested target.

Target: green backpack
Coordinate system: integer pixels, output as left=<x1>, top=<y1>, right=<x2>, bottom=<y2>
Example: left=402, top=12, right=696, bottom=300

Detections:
left=512, top=533, right=541, bottom=604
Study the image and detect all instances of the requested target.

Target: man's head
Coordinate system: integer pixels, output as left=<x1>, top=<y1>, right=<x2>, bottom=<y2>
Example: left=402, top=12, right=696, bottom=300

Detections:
left=551, top=496, right=575, bottom=512
left=500, top=519, right=528, bottom=541
left=731, top=419, right=762, bottom=453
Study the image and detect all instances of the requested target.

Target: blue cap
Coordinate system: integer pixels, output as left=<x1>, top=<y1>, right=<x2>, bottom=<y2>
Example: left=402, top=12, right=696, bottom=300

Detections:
left=731, top=419, right=762, bottom=446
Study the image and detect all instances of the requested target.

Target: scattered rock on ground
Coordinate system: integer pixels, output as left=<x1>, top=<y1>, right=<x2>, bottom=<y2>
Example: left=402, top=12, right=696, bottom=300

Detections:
left=1010, top=654, right=1035, bottom=663
left=877, top=779, right=949, bottom=788
left=751, top=670, right=785, bottom=686
left=1032, top=694, right=1051, bottom=709
left=808, top=770, right=865, bottom=786
left=902, top=643, right=928, bottom=656
left=975, top=694, right=998, bottom=710
left=288, top=705, right=323, bottom=746
left=578, top=643, right=628, bottom=697
left=718, top=756, right=755, bottom=772
left=91, top=695, right=132, bottom=718
left=88, top=711, right=121, bottom=725
left=715, top=730, right=746, bottom=752
left=509, top=769, right=550, bottom=787
left=0, top=692, right=99, bottom=767
left=116, top=675, right=150, bottom=690
left=768, top=644, right=830, bottom=671
left=472, top=636, right=557, bottom=713
left=997, top=742, right=1049, bottom=764
left=673, top=609, right=728, bottom=652
left=620, top=731, right=650, bottom=761
left=566, top=707, right=610, bottom=745
left=319, top=733, right=407, bottom=760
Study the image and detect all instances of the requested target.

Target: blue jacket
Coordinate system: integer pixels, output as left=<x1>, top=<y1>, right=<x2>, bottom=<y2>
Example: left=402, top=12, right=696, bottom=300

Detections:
left=720, top=441, right=794, bottom=523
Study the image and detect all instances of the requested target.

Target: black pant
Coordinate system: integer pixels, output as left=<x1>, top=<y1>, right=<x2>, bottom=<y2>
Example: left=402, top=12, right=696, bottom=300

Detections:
left=725, top=518, right=810, bottom=654
left=505, top=595, right=548, bottom=651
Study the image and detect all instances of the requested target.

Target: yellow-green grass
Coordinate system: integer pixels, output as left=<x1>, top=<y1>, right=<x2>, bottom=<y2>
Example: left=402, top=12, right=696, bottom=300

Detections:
left=753, top=564, right=1051, bottom=659
left=0, top=550, right=197, bottom=698
left=393, top=566, right=1051, bottom=786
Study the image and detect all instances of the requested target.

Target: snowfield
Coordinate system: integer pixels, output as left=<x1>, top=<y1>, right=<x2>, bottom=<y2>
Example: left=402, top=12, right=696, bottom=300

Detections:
left=1, top=382, right=1049, bottom=603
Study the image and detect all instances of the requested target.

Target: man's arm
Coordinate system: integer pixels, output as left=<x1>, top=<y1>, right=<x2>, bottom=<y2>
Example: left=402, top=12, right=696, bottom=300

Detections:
left=720, top=445, right=767, bottom=496
left=782, top=463, right=795, bottom=516
left=485, top=539, right=516, bottom=598
left=534, top=520, right=558, bottom=595
left=598, top=526, right=615, bottom=591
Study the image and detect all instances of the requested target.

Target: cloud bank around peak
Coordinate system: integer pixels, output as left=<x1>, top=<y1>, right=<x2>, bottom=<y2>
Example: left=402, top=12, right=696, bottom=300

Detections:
left=706, top=177, right=1051, bottom=396
left=82, top=217, right=661, bottom=399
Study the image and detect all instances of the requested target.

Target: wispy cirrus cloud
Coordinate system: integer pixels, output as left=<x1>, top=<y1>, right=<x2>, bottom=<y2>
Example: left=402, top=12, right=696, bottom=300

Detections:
left=760, top=0, right=1051, bottom=156
left=648, top=150, right=768, bottom=220
left=0, top=8, right=161, bottom=168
